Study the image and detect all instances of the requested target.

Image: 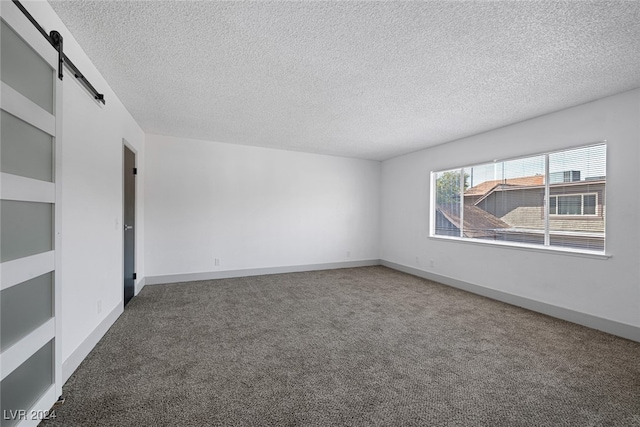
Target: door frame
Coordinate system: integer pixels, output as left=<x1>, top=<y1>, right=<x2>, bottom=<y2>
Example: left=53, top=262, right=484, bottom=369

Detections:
left=122, top=139, right=137, bottom=307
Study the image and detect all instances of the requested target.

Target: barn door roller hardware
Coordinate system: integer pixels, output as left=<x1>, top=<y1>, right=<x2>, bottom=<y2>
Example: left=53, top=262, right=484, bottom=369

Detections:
left=12, top=0, right=106, bottom=104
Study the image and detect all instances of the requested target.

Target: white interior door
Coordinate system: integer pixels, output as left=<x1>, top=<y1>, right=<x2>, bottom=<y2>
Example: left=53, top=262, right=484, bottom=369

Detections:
left=0, top=2, right=62, bottom=426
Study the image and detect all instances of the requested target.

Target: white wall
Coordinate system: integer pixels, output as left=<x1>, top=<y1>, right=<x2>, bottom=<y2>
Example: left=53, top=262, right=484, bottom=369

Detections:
left=381, top=89, right=640, bottom=330
left=26, top=2, right=146, bottom=375
left=145, top=134, right=380, bottom=278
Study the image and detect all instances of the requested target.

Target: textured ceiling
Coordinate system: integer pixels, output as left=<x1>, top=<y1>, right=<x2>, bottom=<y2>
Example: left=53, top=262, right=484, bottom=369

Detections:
left=49, top=1, right=640, bottom=161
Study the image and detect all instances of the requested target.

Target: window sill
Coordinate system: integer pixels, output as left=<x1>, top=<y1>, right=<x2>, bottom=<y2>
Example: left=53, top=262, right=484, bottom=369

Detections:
left=428, top=235, right=611, bottom=260
left=549, top=215, right=601, bottom=219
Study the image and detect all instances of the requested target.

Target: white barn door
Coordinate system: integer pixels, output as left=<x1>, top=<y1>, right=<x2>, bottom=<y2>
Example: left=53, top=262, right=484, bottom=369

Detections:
left=0, top=2, right=62, bottom=426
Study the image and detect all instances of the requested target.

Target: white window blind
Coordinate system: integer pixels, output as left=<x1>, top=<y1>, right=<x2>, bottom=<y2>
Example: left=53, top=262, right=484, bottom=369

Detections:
left=548, top=144, right=606, bottom=251
left=432, top=143, right=606, bottom=253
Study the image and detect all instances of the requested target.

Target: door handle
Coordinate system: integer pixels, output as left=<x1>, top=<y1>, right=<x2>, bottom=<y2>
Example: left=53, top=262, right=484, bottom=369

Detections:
left=124, top=225, right=133, bottom=231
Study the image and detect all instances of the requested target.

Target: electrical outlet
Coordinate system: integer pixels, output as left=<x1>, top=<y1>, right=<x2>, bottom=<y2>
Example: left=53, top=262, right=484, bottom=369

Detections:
left=97, top=300, right=102, bottom=314
left=429, top=259, right=435, bottom=268
left=346, top=251, right=351, bottom=258
left=214, top=258, right=220, bottom=266
left=416, top=256, right=420, bottom=265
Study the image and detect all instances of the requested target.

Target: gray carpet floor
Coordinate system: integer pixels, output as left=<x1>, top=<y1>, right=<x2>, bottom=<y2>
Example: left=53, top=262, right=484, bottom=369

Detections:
left=43, top=266, right=639, bottom=426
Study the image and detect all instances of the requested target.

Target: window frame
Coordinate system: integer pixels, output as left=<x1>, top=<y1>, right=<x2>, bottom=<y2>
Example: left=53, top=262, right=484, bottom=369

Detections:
left=429, top=142, right=608, bottom=257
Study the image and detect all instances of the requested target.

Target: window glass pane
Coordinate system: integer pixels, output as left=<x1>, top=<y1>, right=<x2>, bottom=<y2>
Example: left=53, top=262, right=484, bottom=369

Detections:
left=434, top=169, right=462, bottom=236
left=1, top=110, right=54, bottom=182
left=549, top=196, right=557, bottom=215
left=1, top=20, right=53, bottom=114
left=557, top=195, right=582, bottom=215
left=548, top=144, right=605, bottom=251
left=464, top=155, right=545, bottom=245
left=583, top=194, right=596, bottom=215
left=0, top=200, right=53, bottom=262
left=0, top=341, right=53, bottom=427
left=1, top=272, right=53, bottom=351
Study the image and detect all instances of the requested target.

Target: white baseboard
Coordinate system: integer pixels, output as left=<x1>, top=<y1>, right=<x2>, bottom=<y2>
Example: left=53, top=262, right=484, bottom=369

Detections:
left=145, top=259, right=381, bottom=285
left=135, top=276, right=146, bottom=295
left=62, top=302, right=123, bottom=383
left=381, top=260, right=640, bottom=343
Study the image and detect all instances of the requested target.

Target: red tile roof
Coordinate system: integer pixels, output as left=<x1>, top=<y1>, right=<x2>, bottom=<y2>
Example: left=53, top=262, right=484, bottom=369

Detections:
left=465, top=176, right=544, bottom=196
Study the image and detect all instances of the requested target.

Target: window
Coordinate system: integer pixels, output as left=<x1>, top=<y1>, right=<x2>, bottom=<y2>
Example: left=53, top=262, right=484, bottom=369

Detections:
left=549, top=194, right=597, bottom=216
left=431, top=143, right=606, bottom=253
